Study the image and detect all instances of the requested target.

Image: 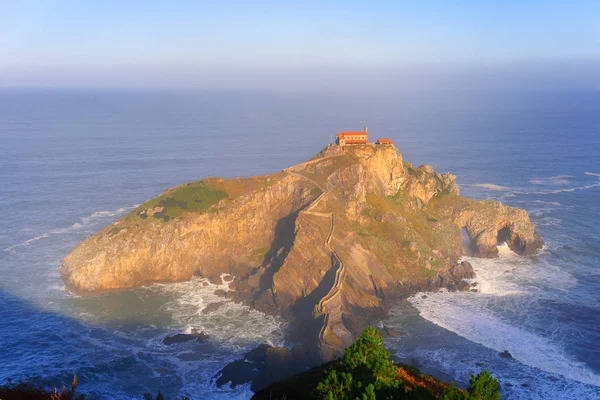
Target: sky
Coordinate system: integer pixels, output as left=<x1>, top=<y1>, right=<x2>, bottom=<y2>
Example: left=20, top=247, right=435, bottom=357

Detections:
left=1, top=1, right=599, bottom=90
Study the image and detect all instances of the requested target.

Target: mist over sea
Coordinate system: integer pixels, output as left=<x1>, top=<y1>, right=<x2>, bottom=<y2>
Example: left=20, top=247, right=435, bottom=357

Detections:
left=0, top=89, right=599, bottom=399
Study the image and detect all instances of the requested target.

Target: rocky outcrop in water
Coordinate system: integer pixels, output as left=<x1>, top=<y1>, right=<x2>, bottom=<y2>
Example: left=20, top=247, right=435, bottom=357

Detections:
left=62, top=143, right=543, bottom=363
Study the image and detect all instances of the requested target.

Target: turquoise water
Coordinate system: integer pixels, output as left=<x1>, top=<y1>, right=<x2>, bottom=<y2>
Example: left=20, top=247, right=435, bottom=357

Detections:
left=0, top=89, right=599, bottom=399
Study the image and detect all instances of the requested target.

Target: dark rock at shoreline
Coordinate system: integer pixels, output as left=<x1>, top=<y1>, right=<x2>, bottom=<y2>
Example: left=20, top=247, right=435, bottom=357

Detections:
left=215, top=343, right=310, bottom=391
left=499, top=350, right=513, bottom=359
left=457, top=280, right=471, bottom=291
left=163, top=329, right=209, bottom=345
left=251, top=347, right=296, bottom=391
left=245, top=343, right=271, bottom=363
left=214, top=359, right=260, bottom=388
left=450, top=261, right=475, bottom=280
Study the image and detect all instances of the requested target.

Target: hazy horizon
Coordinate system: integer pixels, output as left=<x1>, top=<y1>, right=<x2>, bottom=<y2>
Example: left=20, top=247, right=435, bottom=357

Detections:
left=1, top=1, right=599, bottom=91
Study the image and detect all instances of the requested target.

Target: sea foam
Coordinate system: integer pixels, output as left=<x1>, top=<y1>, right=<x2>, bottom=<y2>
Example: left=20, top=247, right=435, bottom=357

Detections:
left=3, top=205, right=136, bottom=252
left=408, top=245, right=600, bottom=388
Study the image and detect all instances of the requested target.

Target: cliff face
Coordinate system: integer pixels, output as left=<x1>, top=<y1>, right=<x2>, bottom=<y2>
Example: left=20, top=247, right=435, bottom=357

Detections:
left=62, top=144, right=543, bottom=361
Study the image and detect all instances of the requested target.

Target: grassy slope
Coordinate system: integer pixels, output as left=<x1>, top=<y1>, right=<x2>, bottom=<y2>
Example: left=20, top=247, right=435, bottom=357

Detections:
left=350, top=190, right=462, bottom=282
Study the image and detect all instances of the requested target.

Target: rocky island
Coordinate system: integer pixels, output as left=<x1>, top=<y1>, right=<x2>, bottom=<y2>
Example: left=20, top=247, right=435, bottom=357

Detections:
left=62, top=141, right=543, bottom=378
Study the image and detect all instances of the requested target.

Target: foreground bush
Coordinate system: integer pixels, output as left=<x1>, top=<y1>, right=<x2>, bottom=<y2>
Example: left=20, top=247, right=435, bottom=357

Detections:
left=316, top=327, right=500, bottom=400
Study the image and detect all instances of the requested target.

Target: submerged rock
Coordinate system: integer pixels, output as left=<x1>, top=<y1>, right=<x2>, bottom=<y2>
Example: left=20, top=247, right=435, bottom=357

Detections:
left=499, top=350, right=513, bottom=359
left=214, top=359, right=260, bottom=388
left=163, top=329, right=209, bottom=345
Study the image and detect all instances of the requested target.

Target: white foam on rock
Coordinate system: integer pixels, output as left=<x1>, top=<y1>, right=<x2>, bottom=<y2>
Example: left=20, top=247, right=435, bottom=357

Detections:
left=146, top=274, right=285, bottom=352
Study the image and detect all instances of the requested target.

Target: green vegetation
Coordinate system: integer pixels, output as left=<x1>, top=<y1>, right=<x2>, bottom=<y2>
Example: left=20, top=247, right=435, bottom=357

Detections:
left=138, top=181, right=229, bottom=221
left=317, top=326, right=401, bottom=399
left=442, top=371, right=500, bottom=400
left=315, top=327, right=500, bottom=400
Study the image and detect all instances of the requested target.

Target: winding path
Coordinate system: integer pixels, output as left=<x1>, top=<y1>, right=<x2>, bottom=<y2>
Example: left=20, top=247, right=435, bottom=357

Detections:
left=286, top=153, right=351, bottom=355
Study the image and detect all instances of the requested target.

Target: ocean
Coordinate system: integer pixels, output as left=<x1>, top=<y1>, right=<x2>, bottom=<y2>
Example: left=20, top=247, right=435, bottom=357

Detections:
left=0, top=88, right=598, bottom=399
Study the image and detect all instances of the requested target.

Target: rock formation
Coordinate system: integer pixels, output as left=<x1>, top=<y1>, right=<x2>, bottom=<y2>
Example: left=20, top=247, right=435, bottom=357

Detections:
left=62, top=143, right=543, bottom=363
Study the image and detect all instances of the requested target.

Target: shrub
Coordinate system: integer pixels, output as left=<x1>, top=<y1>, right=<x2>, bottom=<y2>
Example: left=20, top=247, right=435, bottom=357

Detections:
left=467, top=370, right=500, bottom=400
left=316, top=327, right=500, bottom=400
left=442, top=370, right=500, bottom=400
left=317, top=326, right=401, bottom=400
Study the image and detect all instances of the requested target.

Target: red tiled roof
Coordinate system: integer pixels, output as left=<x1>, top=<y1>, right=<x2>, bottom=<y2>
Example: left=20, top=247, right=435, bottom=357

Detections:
left=376, top=138, right=394, bottom=144
left=337, top=132, right=367, bottom=137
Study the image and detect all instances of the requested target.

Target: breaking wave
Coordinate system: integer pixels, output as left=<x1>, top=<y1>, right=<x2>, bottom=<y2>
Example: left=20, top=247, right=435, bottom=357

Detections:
left=467, top=173, right=600, bottom=198
left=469, top=183, right=512, bottom=191
left=529, top=175, right=572, bottom=186
left=408, top=245, right=600, bottom=388
left=3, top=205, right=138, bottom=252
left=145, top=275, right=286, bottom=352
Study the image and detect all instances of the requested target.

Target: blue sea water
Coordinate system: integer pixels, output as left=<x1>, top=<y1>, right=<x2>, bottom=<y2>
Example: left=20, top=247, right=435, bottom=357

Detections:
left=0, top=88, right=599, bottom=399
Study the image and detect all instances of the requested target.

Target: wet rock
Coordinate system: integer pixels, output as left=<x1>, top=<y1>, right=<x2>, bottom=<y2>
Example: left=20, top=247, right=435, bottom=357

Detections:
left=457, top=280, right=471, bottom=292
left=214, top=289, right=227, bottom=297
left=449, top=261, right=475, bottom=280
left=245, top=343, right=271, bottom=363
left=475, top=362, right=485, bottom=367
left=214, top=344, right=271, bottom=388
left=214, top=359, right=259, bottom=388
left=223, top=275, right=234, bottom=282
left=251, top=347, right=297, bottom=392
left=499, top=350, right=513, bottom=359
left=163, top=329, right=209, bottom=345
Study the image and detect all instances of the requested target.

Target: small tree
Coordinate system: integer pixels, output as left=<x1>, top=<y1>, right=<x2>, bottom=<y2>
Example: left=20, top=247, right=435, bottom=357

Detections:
left=467, top=370, right=500, bottom=400
left=442, top=370, right=500, bottom=400
left=317, top=326, right=400, bottom=399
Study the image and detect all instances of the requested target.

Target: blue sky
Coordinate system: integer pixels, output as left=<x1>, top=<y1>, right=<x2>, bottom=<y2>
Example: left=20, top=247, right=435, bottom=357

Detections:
left=1, top=1, right=599, bottom=89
